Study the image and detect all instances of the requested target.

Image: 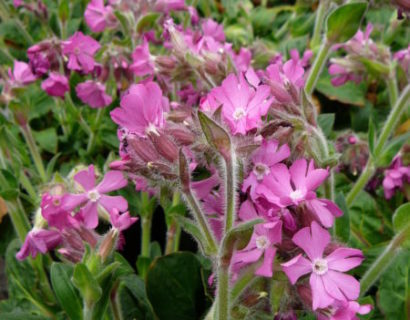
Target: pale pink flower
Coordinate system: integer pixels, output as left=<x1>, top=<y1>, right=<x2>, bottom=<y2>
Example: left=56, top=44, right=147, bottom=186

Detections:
left=76, top=80, right=112, bottom=108
left=110, top=208, right=138, bottom=231
left=41, top=73, right=69, bottom=97
left=382, top=156, right=410, bottom=199
left=8, top=60, right=37, bottom=86
left=63, top=165, right=128, bottom=229
left=232, top=200, right=282, bottom=277
left=130, top=38, right=155, bottom=77
left=242, top=140, right=290, bottom=199
left=16, top=228, right=62, bottom=260
left=210, top=73, right=272, bottom=135
left=281, top=222, right=363, bottom=310
left=110, top=82, right=167, bottom=137
left=84, top=0, right=116, bottom=33
left=62, top=32, right=101, bottom=73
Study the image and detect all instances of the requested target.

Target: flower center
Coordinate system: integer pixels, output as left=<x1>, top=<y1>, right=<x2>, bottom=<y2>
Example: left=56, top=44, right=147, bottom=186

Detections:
left=52, top=198, right=61, bottom=206
left=312, top=258, right=328, bottom=275
left=88, top=190, right=101, bottom=202
left=145, top=123, right=159, bottom=136
left=233, top=108, right=246, bottom=120
left=290, top=189, right=304, bottom=201
left=255, top=235, right=270, bottom=250
left=253, top=163, right=270, bottom=180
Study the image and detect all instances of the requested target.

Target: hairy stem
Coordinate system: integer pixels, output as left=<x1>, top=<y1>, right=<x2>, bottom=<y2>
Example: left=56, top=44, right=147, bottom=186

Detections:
left=310, top=0, right=329, bottom=49
left=224, top=157, right=236, bottom=232
left=305, top=41, right=332, bottom=95
left=216, top=263, right=229, bottom=320
left=21, top=124, right=47, bottom=183
left=386, top=74, right=399, bottom=107
left=360, top=223, right=410, bottom=296
left=141, top=216, right=152, bottom=257
left=346, top=85, right=410, bottom=206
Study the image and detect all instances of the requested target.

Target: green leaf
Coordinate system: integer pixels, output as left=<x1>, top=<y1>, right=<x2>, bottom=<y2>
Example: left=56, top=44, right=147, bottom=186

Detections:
left=146, top=252, right=211, bottom=320
left=136, top=256, right=151, bottom=279
left=0, top=169, right=18, bottom=188
left=378, top=250, right=410, bottom=319
left=136, top=13, right=160, bottom=34
left=72, top=263, right=102, bottom=305
left=317, top=113, right=335, bottom=137
left=50, top=263, right=83, bottom=320
left=368, top=118, right=376, bottom=157
left=33, top=128, right=58, bottom=154
left=326, top=2, right=368, bottom=44
left=58, top=0, right=70, bottom=22
left=334, top=192, right=350, bottom=242
left=392, top=203, right=410, bottom=234
left=119, top=274, right=154, bottom=320
left=0, top=189, right=19, bottom=200
left=377, top=132, right=410, bottom=167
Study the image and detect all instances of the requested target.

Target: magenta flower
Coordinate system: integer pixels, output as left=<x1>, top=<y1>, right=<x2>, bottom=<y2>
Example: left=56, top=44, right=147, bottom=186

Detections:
left=110, top=208, right=138, bottom=231
left=76, top=80, right=112, bottom=108
left=41, top=73, right=69, bottom=97
left=62, top=32, right=101, bottom=73
left=130, top=38, right=155, bottom=77
left=242, top=140, right=290, bottom=199
left=232, top=200, right=282, bottom=277
left=8, top=60, right=37, bottom=86
left=63, top=165, right=128, bottom=229
left=227, top=47, right=252, bottom=72
left=382, top=156, right=410, bottom=199
left=258, top=159, right=328, bottom=207
left=41, top=193, right=79, bottom=230
left=110, top=82, right=166, bottom=137
left=202, top=19, right=225, bottom=43
left=328, top=63, right=362, bottom=87
left=317, top=300, right=372, bottom=320
left=281, top=222, right=363, bottom=310
left=394, top=45, right=410, bottom=75
left=210, top=73, right=272, bottom=135
left=154, top=0, right=186, bottom=13
left=16, top=228, right=62, bottom=260
left=84, top=0, right=116, bottom=33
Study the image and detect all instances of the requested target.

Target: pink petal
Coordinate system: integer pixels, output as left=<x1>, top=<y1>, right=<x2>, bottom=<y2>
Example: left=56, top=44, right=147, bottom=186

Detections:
left=74, top=165, right=96, bottom=191
left=99, top=195, right=128, bottom=212
left=289, top=159, right=307, bottom=190
left=281, top=253, right=311, bottom=284
left=255, top=247, right=276, bottom=277
left=62, top=194, right=88, bottom=211
left=292, top=221, right=330, bottom=260
left=310, top=273, right=335, bottom=310
left=97, top=171, right=128, bottom=193
left=326, top=270, right=360, bottom=300
left=82, top=202, right=99, bottom=229
left=326, top=248, right=364, bottom=272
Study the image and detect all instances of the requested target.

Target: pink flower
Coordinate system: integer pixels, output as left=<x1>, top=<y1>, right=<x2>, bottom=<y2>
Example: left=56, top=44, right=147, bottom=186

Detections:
left=41, top=73, right=69, bottom=97
left=232, top=200, right=282, bottom=277
left=202, top=19, right=225, bottom=43
left=227, top=47, right=252, bottom=72
left=210, top=73, right=272, bottom=135
left=394, top=45, right=410, bottom=75
left=110, top=82, right=166, bottom=137
left=62, top=32, right=101, bottom=73
left=76, top=80, right=112, bottom=108
left=27, top=41, right=59, bottom=76
left=154, top=0, right=186, bottom=13
left=8, top=60, right=37, bottom=85
left=242, top=140, right=290, bottom=199
left=328, top=64, right=362, bottom=87
left=130, top=38, right=155, bottom=77
left=281, top=222, right=363, bottom=310
left=16, top=228, right=62, bottom=260
left=318, top=300, right=372, bottom=320
left=63, top=165, right=128, bottom=229
left=382, top=156, right=410, bottom=199
left=110, top=208, right=138, bottom=231
left=41, top=193, right=79, bottom=230
left=258, top=159, right=328, bottom=207
left=84, top=0, right=116, bottom=33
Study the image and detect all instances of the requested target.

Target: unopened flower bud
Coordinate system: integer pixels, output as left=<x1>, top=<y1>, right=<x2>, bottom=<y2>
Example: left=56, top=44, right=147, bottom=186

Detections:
left=58, top=248, right=83, bottom=263
left=267, top=79, right=293, bottom=104
left=148, top=132, right=178, bottom=162
left=168, top=128, right=195, bottom=145
left=128, top=136, right=159, bottom=163
left=147, top=162, right=177, bottom=180
left=167, top=108, right=192, bottom=122
left=98, top=229, right=118, bottom=262
left=77, top=226, right=98, bottom=248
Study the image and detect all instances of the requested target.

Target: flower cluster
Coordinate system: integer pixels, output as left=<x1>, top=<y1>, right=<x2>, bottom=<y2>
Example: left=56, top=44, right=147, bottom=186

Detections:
left=17, top=165, right=136, bottom=262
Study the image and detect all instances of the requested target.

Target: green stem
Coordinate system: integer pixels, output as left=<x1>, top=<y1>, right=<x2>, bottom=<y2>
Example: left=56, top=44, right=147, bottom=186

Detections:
left=84, top=303, right=94, bottom=320
left=165, top=191, right=181, bottom=254
left=19, top=170, right=38, bottom=202
left=386, top=73, right=399, bottom=107
left=21, top=124, right=47, bottom=183
left=56, top=99, right=70, bottom=137
left=224, top=157, right=236, bottom=232
left=305, top=41, right=332, bottom=95
left=216, top=264, right=229, bottom=320
left=110, top=282, right=123, bottom=320
left=310, top=0, right=329, bottom=49
left=346, top=85, right=410, bottom=206
left=87, top=108, right=104, bottom=154
left=360, top=223, right=410, bottom=296
left=184, top=192, right=217, bottom=254
left=6, top=199, right=30, bottom=241
left=230, top=265, right=258, bottom=304
left=141, top=216, right=152, bottom=257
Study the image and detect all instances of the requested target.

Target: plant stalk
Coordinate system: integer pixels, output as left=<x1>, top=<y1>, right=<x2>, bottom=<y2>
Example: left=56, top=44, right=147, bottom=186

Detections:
left=305, top=40, right=332, bottom=95
left=21, top=124, right=47, bottom=183
left=216, top=263, right=229, bottom=320
left=224, top=157, right=236, bottom=232
left=87, top=108, right=104, bottom=154
left=360, top=223, right=410, bottom=296
left=310, top=0, right=329, bottom=49
left=141, top=216, right=152, bottom=257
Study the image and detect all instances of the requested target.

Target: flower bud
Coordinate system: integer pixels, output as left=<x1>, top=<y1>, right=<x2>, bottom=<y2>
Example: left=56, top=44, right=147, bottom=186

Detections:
left=148, top=132, right=178, bottom=162
left=58, top=248, right=83, bottom=263
left=98, top=229, right=118, bottom=262
left=127, top=136, right=159, bottom=163
left=168, top=128, right=195, bottom=145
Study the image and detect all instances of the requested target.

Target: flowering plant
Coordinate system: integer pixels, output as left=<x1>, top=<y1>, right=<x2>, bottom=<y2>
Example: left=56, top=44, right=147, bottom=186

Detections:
left=0, top=0, right=409, bottom=319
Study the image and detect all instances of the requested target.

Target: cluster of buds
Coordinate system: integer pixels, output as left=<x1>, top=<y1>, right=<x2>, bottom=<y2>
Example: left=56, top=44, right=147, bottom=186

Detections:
left=16, top=165, right=136, bottom=263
